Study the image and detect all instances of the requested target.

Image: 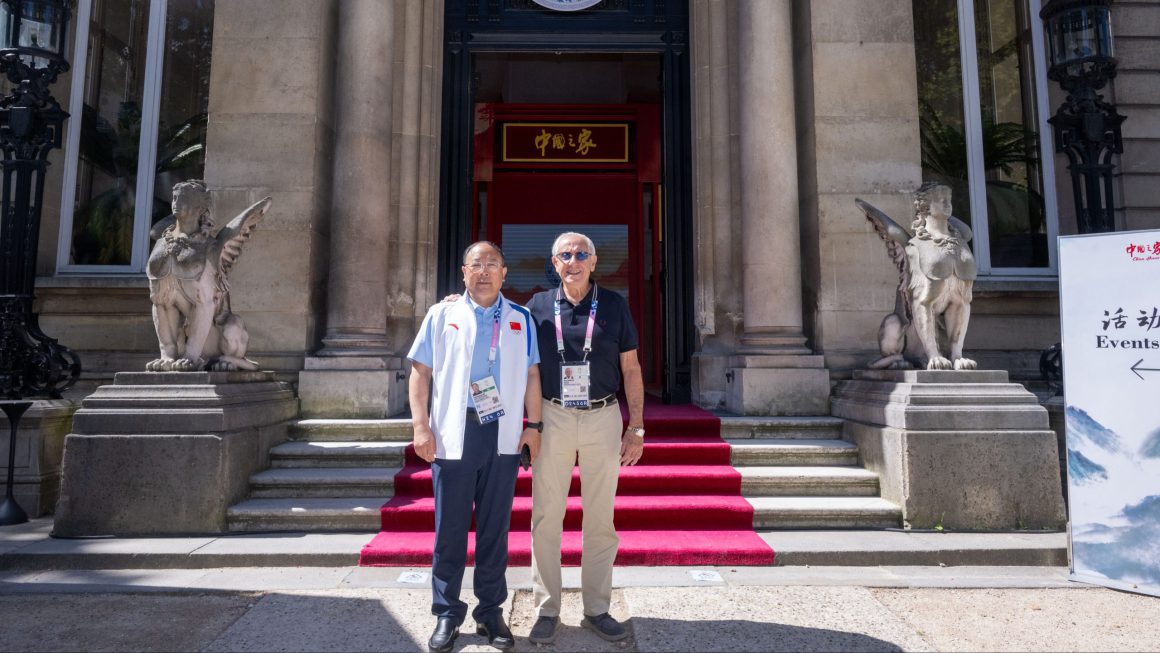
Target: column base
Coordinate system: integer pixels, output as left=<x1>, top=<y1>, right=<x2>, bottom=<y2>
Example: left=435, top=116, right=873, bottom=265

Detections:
left=316, top=333, right=393, bottom=357
left=725, top=355, right=831, bottom=416
left=298, top=356, right=407, bottom=418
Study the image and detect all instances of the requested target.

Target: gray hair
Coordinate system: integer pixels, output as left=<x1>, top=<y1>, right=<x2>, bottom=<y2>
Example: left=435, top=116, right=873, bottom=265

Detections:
left=551, top=232, right=596, bottom=257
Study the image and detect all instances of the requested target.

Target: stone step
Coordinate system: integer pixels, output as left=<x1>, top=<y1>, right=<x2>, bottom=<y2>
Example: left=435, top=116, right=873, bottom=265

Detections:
left=249, top=467, right=399, bottom=498
left=271, top=438, right=858, bottom=469
left=227, top=498, right=386, bottom=532
left=729, top=439, right=860, bottom=467
left=269, top=441, right=409, bottom=468
left=228, top=495, right=901, bottom=533
left=286, top=415, right=847, bottom=442
left=290, top=419, right=413, bottom=442
left=749, top=496, right=902, bottom=529
left=246, top=463, right=877, bottom=500
left=739, top=466, right=879, bottom=497
left=719, top=415, right=845, bottom=440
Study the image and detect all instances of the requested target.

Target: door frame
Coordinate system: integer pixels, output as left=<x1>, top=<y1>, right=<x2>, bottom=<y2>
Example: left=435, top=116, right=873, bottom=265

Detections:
left=437, top=0, right=693, bottom=402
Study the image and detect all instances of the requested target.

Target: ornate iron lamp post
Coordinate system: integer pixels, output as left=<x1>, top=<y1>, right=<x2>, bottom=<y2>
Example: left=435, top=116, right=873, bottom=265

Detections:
left=1038, top=2, right=1126, bottom=397
left=0, top=0, right=78, bottom=526
left=1041, top=0, right=1124, bottom=234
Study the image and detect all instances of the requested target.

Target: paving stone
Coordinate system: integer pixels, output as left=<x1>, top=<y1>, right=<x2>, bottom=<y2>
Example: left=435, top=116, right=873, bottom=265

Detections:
left=625, top=585, right=934, bottom=652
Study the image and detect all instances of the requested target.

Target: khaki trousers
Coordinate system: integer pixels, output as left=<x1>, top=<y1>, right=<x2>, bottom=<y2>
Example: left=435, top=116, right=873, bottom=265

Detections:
left=531, top=398, right=623, bottom=618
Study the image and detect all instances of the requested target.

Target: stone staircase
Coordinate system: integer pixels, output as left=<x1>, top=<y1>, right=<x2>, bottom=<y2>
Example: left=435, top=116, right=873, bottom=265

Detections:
left=226, top=416, right=902, bottom=532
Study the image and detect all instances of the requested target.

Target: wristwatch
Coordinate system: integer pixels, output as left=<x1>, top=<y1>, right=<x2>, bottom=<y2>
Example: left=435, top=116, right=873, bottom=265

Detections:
left=628, top=426, right=645, bottom=438
left=525, top=421, right=543, bottom=433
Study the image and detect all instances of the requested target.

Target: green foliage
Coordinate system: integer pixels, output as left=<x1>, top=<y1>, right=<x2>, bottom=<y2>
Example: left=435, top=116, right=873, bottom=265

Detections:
left=919, top=100, right=1041, bottom=182
left=918, top=101, right=1047, bottom=244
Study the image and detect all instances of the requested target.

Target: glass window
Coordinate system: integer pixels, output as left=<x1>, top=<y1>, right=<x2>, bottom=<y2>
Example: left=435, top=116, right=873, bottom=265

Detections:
left=67, top=0, right=151, bottom=266
left=58, top=0, right=215, bottom=272
left=914, top=0, right=1058, bottom=274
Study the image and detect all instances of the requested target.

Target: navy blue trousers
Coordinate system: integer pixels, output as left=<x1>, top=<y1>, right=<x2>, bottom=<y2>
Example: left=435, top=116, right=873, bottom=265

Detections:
left=430, top=414, right=520, bottom=624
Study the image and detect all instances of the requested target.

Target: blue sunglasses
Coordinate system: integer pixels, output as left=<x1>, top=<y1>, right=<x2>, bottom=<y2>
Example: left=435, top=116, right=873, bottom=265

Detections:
left=555, top=251, right=591, bottom=262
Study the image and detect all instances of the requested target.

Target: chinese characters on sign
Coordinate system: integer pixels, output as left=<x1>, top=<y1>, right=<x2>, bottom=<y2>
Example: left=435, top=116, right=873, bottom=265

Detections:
left=1125, top=241, right=1160, bottom=261
left=1097, top=306, right=1160, bottom=349
left=502, top=123, right=630, bottom=163
left=533, top=128, right=598, bottom=157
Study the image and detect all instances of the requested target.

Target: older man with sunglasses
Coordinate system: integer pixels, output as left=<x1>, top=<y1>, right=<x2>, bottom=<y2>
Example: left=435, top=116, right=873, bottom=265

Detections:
left=524, top=232, right=645, bottom=644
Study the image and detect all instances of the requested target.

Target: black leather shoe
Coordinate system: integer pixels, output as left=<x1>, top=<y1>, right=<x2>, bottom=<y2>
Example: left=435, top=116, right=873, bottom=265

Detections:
left=428, top=617, right=459, bottom=653
left=475, top=614, right=515, bottom=651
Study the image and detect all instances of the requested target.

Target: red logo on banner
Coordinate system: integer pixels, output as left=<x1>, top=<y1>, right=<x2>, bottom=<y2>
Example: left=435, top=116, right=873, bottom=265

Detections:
left=1125, top=241, right=1160, bottom=262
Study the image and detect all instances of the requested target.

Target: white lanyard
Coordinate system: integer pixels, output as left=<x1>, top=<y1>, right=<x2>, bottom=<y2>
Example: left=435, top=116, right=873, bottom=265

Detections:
left=554, top=284, right=599, bottom=363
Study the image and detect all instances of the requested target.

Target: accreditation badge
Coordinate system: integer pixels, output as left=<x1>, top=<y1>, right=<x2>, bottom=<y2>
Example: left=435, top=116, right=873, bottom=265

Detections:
left=560, top=362, right=591, bottom=408
left=470, top=375, right=505, bottom=424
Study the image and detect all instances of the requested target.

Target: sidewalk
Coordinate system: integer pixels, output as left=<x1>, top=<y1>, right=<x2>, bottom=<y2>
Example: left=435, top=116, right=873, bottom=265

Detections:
left=0, top=518, right=1067, bottom=569
left=2, top=520, right=1157, bottom=652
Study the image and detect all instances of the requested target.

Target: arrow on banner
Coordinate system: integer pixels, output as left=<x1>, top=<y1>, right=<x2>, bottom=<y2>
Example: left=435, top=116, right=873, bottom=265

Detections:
left=1130, top=359, right=1160, bottom=380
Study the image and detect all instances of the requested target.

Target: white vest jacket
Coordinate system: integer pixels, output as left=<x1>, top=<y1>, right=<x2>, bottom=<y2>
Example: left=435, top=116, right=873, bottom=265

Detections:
left=425, top=294, right=534, bottom=460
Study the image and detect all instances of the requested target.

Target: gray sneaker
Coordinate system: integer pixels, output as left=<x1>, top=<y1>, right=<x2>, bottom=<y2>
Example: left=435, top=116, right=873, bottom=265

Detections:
left=581, top=613, right=628, bottom=642
left=528, top=616, right=559, bottom=645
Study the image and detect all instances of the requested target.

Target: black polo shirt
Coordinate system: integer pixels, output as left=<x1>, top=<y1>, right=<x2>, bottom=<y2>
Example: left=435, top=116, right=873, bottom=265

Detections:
left=526, top=284, right=639, bottom=402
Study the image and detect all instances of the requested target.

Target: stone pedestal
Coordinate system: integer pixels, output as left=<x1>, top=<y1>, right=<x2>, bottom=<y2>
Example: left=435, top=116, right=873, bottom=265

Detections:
left=297, top=356, right=407, bottom=418
left=0, top=400, right=78, bottom=517
left=832, top=370, right=1067, bottom=530
left=1043, top=394, right=1068, bottom=508
left=53, top=372, right=297, bottom=536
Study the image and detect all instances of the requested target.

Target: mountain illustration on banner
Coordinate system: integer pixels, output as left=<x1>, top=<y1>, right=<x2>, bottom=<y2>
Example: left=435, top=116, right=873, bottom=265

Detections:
left=1066, top=406, right=1124, bottom=454
left=1066, top=405, right=1160, bottom=586
left=1068, top=449, right=1108, bottom=485
left=1140, top=428, right=1160, bottom=459
left=1073, top=495, right=1160, bottom=586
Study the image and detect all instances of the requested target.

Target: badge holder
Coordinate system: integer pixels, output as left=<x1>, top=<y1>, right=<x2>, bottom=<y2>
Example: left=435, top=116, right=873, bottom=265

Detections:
left=560, top=361, right=591, bottom=408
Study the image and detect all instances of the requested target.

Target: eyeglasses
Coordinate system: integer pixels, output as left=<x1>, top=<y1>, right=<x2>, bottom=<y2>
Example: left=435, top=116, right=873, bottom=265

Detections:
left=554, top=251, right=591, bottom=262
left=465, top=261, right=502, bottom=273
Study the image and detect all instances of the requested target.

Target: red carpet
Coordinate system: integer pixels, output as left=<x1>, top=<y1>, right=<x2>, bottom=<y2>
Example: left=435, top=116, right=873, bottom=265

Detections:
left=359, top=402, right=774, bottom=566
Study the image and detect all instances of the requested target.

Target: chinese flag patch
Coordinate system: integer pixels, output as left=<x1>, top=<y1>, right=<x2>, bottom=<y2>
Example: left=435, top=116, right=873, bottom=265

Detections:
left=509, top=321, right=522, bottom=332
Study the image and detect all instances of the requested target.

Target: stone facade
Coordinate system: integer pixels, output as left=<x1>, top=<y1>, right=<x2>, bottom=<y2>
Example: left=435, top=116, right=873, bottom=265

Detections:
left=21, top=0, right=1155, bottom=409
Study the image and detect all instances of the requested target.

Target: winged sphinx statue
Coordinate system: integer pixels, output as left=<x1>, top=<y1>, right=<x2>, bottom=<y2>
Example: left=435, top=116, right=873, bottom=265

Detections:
left=856, top=182, right=977, bottom=371
left=145, top=180, right=272, bottom=372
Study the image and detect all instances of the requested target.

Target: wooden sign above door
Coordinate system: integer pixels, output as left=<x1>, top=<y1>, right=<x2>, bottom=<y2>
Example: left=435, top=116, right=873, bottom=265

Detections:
left=501, top=123, right=630, bottom=164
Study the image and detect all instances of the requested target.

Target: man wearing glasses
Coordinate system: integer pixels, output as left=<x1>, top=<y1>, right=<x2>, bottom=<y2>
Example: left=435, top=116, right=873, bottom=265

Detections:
left=524, top=232, right=645, bottom=644
left=408, top=241, right=543, bottom=653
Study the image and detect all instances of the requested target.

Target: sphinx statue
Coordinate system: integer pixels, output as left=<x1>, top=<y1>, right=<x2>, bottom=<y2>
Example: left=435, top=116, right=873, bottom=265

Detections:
left=145, top=180, right=272, bottom=372
left=856, top=182, right=977, bottom=371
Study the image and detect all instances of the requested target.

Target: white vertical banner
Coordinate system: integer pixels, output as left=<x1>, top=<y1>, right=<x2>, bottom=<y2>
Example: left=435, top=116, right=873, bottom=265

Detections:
left=1059, top=230, right=1160, bottom=597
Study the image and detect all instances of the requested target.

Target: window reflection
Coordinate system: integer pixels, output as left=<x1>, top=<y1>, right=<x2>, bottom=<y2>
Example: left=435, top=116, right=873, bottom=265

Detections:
left=914, top=0, right=1049, bottom=269
left=68, top=0, right=150, bottom=266
left=974, top=0, right=1047, bottom=268
left=67, top=0, right=214, bottom=267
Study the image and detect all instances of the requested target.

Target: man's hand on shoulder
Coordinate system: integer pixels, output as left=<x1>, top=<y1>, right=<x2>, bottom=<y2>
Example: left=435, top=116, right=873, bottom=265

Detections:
left=413, top=423, right=437, bottom=463
left=441, top=293, right=461, bottom=304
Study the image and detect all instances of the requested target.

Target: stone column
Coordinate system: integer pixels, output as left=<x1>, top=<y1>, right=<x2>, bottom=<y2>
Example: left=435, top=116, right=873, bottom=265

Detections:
left=298, top=0, right=406, bottom=417
left=321, top=0, right=393, bottom=355
left=726, top=0, right=830, bottom=415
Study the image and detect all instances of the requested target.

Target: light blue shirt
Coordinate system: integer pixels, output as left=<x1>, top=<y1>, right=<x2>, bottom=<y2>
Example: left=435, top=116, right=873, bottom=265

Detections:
left=408, top=292, right=540, bottom=409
